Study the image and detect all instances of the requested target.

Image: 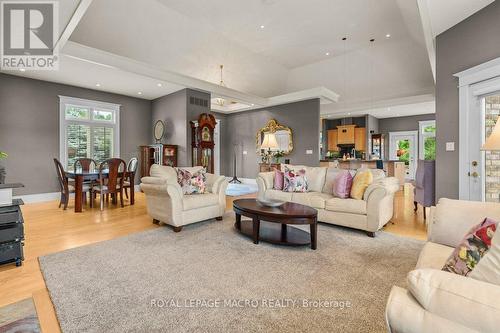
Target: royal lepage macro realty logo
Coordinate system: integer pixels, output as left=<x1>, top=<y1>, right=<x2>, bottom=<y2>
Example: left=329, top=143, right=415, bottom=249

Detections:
left=1, top=1, right=59, bottom=70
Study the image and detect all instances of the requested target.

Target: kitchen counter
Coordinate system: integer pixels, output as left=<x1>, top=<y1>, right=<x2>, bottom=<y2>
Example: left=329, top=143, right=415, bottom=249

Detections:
left=319, top=160, right=406, bottom=184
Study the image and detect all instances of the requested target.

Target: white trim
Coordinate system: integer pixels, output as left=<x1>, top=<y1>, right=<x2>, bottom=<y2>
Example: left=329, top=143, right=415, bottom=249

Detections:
left=59, top=96, right=120, bottom=168
left=388, top=131, right=418, bottom=180
left=454, top=57, right=500, bottom=200
left=416, top=0, right=436, bottom=82
left=418, top=120, right=436, bottom=160
left=54, top=0, right=93, bottom=51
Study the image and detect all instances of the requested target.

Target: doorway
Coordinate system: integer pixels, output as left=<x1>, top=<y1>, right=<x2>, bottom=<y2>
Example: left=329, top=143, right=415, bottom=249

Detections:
left=389, top=131, right=418, bottom=180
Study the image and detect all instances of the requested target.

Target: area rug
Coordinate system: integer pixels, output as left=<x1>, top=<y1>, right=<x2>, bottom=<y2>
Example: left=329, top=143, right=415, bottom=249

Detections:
left=0, top=298, right=40, bottom=333
left=39, top=213, right=423, bottom=333
left=225, top=183, right=258, bottom=196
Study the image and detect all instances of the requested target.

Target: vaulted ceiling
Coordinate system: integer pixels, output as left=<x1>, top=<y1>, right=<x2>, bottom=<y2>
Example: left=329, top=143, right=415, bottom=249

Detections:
left=2, top=0, right=493, bottom=117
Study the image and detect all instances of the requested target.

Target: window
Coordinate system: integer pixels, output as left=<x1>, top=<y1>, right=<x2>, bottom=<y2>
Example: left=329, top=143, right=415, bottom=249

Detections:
left=419, top=120, right=436, bottom=160
left=59, top=96, right=120, bottom=170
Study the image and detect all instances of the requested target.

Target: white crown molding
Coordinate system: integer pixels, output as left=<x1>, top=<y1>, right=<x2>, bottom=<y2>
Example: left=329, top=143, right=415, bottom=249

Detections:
left=454, top=57, right=500, bottom=87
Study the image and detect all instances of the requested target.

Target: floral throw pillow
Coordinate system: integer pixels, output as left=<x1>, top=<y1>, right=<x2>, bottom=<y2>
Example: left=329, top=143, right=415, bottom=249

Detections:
left=176, top=168, right=206, bottom=195
left=442, top=217, right=498, bottom=276
left=283, top=167, right=308, bottom=193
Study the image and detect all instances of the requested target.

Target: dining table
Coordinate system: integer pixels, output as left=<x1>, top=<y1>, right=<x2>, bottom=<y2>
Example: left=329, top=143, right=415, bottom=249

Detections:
left=65, top=170, right=135, bottom=213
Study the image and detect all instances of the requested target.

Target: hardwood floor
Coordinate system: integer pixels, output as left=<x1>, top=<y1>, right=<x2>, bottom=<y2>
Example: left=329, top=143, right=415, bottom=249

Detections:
left=0, top=187, right=426, bottom=332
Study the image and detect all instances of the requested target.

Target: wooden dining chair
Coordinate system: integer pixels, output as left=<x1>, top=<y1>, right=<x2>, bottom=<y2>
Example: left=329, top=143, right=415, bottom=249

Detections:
left=74, top=158, right=97, bottom=172
left=53, top=158, right=90, bottom=210
left=92, top=158, right=127, bottom=211
left=123, top=157, right=138, bottom=200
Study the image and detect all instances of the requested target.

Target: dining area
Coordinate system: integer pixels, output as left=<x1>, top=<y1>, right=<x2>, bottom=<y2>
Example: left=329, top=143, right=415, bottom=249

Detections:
left=53, top=157, right=138, bottom=213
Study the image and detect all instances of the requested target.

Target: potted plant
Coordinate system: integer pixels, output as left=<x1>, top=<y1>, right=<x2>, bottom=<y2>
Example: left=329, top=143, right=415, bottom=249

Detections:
left=0, top=151, right=7, bottom=184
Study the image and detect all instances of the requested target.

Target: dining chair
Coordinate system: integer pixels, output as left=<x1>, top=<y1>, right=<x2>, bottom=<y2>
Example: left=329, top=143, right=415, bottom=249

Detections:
left=92, top=158, right=127, bottom=211
left=74, top=158, right=97, bottom=172
left=53, top=158, right=90, bottom=210
left=123, top=157, right=138, bottom=200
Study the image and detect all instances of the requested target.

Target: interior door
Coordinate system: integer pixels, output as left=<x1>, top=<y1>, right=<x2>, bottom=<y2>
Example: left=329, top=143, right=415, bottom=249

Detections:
left=389, top=131, right=418, bottom=180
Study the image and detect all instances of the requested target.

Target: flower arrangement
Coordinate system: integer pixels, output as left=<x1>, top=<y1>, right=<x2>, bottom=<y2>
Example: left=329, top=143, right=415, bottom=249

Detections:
left=273, top=150, right=285, bottom=164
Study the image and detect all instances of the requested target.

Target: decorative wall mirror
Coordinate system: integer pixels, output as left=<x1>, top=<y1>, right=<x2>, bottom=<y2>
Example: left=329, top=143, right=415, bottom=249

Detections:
left=153, top=120, right=165, bottom=143
left=256, top=119, right=293, bottom=154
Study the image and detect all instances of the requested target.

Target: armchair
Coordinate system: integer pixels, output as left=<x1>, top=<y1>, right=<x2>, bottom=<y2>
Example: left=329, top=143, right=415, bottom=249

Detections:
left=140, top=165, right=228, bottom=232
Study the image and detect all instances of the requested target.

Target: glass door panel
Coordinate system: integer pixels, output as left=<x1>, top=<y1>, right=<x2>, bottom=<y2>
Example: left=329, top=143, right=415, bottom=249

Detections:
left=484, top=94, right=500, bottom=202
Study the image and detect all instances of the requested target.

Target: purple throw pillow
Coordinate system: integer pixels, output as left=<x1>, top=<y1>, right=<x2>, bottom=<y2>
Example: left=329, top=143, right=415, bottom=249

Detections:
left=332, top=170, right=353, bottom=199
left=273, top=168, right=284, bottom=190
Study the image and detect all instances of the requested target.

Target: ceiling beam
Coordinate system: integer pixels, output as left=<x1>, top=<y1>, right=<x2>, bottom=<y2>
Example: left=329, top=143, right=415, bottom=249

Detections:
left=54, top=0, right=94, bottom=51
left=417, top=0, right=436, bottom=83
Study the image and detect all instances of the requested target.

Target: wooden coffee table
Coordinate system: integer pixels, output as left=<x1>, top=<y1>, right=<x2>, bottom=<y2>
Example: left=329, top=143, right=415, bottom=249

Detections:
left=233, top=199, right=318, bottom=250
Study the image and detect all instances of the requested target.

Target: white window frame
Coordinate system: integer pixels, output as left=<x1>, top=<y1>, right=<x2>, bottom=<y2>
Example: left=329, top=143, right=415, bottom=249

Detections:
left=419, top=120, right=436, bottom=160
left=59, top=96, right=120, bottom=169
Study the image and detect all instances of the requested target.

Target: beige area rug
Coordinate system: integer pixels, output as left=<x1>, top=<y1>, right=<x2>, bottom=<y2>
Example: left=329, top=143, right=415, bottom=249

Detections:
left=0, top=298, right=40, bottom=333
left=39, top=213, right=423, bottom=333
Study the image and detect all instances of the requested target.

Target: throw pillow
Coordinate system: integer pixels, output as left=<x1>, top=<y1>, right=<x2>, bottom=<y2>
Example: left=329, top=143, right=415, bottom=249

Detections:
left=176, top=168, right=207, bottom=195
left=283, top=167, right=308, bottom=192
left=350, top=170, right=373, bottom=200
left=470, top=228, right=500, bottom=285
left=442, top=217, right=498, bottom=276
left=332, top=170, right=353, bottom=199
left=273, top=168, right=284, bottom=190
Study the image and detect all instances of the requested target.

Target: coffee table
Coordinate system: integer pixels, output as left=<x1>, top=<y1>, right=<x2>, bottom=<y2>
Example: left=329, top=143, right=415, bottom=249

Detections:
left=233, top=199, right=318, bottom=250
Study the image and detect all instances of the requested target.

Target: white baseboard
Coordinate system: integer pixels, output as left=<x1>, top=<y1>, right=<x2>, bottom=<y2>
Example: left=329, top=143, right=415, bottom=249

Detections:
left=14, top=185, right=142, bottom=204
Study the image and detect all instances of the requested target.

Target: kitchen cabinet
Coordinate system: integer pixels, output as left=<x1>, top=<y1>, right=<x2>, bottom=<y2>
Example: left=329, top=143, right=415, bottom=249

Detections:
left=354, top=128, right=366, bottom=151
left=327, top=130, right=339, bottom=151
left=337, top=125, right=356, bottom=144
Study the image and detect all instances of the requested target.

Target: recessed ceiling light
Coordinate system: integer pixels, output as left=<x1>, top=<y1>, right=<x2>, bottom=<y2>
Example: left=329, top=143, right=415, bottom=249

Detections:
left=96, top=83, right=101, bottom=87
left=325, top=52, right=330, bottom=56
left=260, top=25, right=265, bottom=29
left=19, top=68, right=26, bottom=72
left=385, top=34, right=391, bottom=38
left=157, top=83, right=162, bottom=87
left=138, top=92, right=143, bottom=95
left=347, top=112, right=351, bottom=115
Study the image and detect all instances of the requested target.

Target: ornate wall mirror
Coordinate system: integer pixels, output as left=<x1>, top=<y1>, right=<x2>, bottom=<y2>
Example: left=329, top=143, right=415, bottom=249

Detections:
left=256, top=119, right=293, bottom=154
left=153, top=120, right=165, bottom=143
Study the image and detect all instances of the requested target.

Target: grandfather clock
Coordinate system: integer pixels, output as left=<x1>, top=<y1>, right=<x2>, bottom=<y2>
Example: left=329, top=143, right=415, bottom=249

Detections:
left=191, top=113, right=216, bottom=173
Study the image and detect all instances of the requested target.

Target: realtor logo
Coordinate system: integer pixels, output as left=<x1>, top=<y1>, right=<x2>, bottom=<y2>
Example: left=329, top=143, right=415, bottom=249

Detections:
left=1, top=1, right=59, bottom=70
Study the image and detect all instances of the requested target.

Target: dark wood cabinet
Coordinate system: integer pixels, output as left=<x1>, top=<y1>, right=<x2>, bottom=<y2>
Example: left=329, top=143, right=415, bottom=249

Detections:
left=0, top=199, right=24, bottom=267
left=139, top=144, right=178, bottom=177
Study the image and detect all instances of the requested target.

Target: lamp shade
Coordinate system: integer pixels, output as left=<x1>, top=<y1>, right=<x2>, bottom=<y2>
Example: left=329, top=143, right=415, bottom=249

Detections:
left=482, top=118, right=500, bottom=151
left=261, top=133, right=279, bottom=150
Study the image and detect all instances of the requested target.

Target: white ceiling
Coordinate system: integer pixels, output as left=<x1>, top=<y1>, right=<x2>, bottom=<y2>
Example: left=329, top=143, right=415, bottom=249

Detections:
left=324, top=100, right=435, bottom=119
left=4, top=0, right=491, bottom=118
left=421, top=0, right=494, bottom=37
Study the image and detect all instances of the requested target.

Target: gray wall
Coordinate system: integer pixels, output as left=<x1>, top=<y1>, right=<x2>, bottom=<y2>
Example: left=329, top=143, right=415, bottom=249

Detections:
left=436, top=0, right=500, bottom=199
left=0, top=73, right=152, bottom=195
left=224, top=99, right=320, bottom=178
left=378, top=113, right=435, bottom=160
left=152, top=89, right=189, bottom=166
left=378, top=114, right=435, bottom=133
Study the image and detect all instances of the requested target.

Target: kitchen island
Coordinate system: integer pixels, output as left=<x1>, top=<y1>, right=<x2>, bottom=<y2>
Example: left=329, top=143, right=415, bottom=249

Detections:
left=320, top=159, right=406, bottom=185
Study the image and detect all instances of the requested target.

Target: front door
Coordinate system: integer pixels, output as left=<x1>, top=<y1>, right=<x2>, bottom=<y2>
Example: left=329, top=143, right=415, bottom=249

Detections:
left=467, top=87, right=500, bottom=202
left=389, top=131, right=418, bottom=180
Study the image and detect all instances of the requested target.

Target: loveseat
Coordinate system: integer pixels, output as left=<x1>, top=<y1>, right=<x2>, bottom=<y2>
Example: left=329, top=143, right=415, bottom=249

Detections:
left=140, top=165, right=228, bottom=232
left=386, top=198, right=500, bottom=332
left=256, top=165, right=400, bottom=236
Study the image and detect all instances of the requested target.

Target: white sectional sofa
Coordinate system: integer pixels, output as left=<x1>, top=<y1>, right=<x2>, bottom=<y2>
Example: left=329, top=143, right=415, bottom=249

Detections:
left=256, top=165, right=400, bottom=236
left=140, top=165, right=228, bottom=232
left=386, top=198, right=500, bottom=333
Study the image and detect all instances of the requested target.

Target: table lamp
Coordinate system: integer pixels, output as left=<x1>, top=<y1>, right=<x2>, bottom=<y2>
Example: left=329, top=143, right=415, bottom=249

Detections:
left=261, top=133, right=279, bottom=166
left=482, top=118, right=500, bottom=151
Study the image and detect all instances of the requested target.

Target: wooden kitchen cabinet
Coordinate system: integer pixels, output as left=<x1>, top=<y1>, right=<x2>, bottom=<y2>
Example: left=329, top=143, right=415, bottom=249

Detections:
left=354, top=127, right=366, bottom=151
left=327, top=129, right=339, bottom=151
left=337, top=125, right=356, bottom=144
